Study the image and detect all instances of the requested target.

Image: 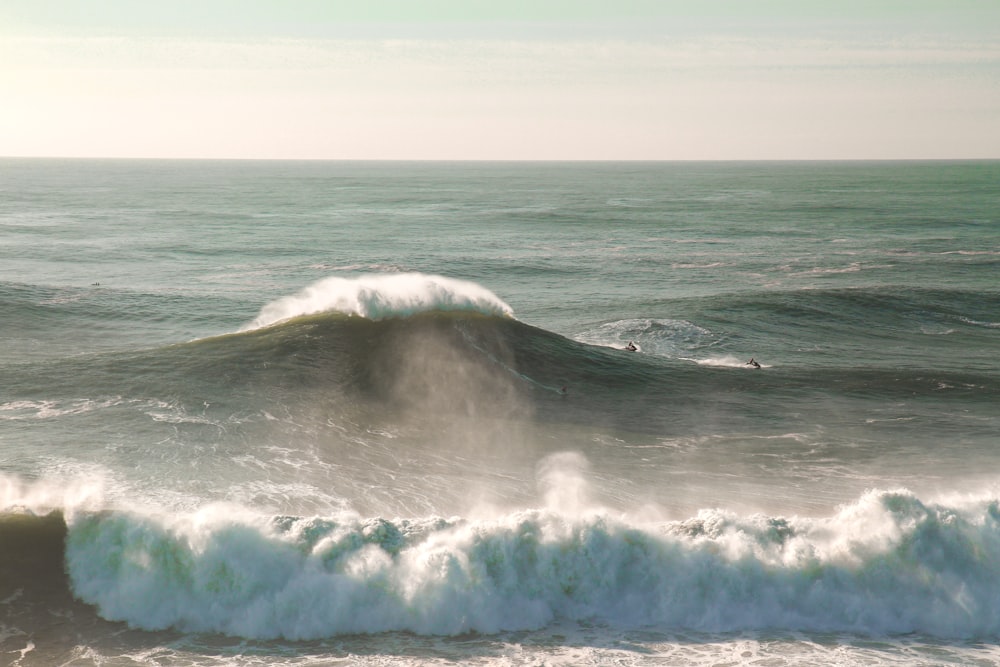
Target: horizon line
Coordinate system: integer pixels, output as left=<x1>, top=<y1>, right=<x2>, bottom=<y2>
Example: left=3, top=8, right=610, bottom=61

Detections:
left=3, top=155, right=998, bottom=164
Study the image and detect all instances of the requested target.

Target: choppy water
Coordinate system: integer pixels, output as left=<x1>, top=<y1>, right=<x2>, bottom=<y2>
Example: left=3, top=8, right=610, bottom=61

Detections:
left=1, top=159, right=999, bottom=665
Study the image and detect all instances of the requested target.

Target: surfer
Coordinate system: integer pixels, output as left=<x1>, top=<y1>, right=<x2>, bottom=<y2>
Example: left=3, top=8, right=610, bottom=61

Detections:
left=747, top=358, right=761, bottom=369
left=625, top=341, right=638, bottom=352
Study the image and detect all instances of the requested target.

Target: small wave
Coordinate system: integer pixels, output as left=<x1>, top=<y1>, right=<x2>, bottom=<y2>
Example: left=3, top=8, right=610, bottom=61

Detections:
left=960, top=317, right=1000, bottom=329
left=577, top=318, right=713, bottom=356
left=671, top=262, right=727, bottom=269
left=685, top=355, right=769, bottom=369
left=941, top=250, right=1000, bottom=256
left=785, top=262, right=893, bottom=276
left=920, top=326, right=957, bottom=335
left=306, top=262, right=405, bottom=273
left=0, top=397, right=125, bottom=421
left=241, top=273, right=515, bottom=331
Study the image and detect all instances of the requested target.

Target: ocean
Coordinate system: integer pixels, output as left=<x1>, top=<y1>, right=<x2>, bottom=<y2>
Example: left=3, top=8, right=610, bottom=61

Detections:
left=1, top=159, right=998, bottom=666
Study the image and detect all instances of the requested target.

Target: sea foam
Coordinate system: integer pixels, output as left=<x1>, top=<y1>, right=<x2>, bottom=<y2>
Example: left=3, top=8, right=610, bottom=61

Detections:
left=242, top=273, right=515, bottom=331
left=63, top=486, right=1000, bottom=640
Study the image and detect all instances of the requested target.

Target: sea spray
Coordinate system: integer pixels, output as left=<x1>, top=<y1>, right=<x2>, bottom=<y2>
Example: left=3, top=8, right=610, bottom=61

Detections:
left=242, top=273, right=515, bottom=331
left=537, top=451, right=593, bottom=516
left=0, top=472, right=107, bottom=517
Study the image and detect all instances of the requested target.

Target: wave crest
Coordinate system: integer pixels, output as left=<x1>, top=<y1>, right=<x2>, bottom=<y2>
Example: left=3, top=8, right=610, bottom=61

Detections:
left=241, top=274, right=515, bottom=331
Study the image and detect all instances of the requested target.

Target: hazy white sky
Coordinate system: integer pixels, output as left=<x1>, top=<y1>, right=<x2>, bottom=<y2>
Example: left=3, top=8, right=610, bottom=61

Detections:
left=2, top=1, right=998, bottom=159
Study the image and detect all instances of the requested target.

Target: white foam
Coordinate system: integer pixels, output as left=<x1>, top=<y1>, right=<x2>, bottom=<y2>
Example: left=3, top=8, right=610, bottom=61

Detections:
left=0, top=397, right=125, bottom=421
left=576, top=318, right=711, bottom=355
left=241, top=273, right=514, bottom=331
left=61, top=483, right=1000, bottom=640
left=686, top=355, right=770, bottom=369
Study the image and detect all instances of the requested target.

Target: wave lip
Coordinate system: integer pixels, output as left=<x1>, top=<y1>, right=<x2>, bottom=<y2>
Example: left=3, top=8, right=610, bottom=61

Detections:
left=241, top=273, right=515, bottom=331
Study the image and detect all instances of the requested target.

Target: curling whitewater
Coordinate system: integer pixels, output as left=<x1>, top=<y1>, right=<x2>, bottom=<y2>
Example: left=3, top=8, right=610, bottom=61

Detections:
left=8, top=477, right=1000, bottom=640
left=240, top=273, right=515, bottom=331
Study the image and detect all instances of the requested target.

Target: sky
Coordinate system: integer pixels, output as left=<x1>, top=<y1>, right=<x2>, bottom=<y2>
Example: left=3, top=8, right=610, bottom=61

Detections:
left=1, top=0, right=998, bottom=160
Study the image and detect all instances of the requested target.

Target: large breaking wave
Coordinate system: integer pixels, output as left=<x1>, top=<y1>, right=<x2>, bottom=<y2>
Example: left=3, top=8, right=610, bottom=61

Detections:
left=241, top=273, right=515, bottom=331
left=6, top=477, right=1000, bottom=640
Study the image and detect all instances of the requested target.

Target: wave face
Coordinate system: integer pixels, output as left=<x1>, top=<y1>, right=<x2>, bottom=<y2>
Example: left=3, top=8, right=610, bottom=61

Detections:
left=0, top=487, right=991, bottom=640
left=9, top=283, right=996, bottom=438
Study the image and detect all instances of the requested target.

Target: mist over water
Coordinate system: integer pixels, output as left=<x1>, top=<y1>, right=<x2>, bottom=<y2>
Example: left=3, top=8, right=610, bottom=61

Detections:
left=1, top=159, right=998, bottom=665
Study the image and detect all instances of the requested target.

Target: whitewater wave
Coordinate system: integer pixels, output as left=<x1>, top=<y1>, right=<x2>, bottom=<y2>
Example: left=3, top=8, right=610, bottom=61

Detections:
left=241, top=274, right=515, bottom=331
left=576, top=318, right=714, bottom=357
left=684, top=355, right=770, bottom=369
left=2, top=480, right=995, bottom=640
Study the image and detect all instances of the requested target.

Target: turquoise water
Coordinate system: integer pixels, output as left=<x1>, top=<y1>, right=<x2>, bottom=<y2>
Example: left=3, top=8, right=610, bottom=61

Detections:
left=1, top=159, right=999, bottom=665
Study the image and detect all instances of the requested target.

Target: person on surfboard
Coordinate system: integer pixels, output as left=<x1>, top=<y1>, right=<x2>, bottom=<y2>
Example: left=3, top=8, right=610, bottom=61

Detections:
left=747, top=358, right=761, bottom=368
left=625, top=341, right=638, bottom=352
